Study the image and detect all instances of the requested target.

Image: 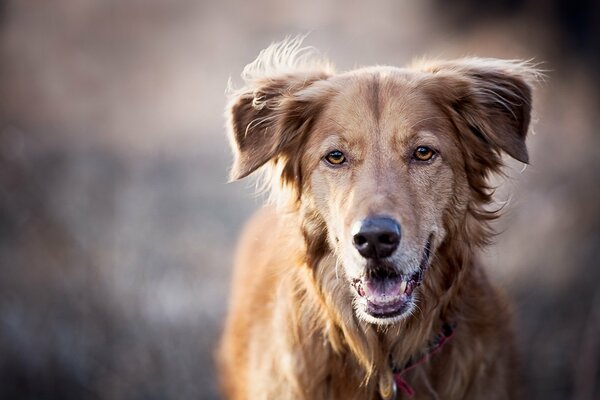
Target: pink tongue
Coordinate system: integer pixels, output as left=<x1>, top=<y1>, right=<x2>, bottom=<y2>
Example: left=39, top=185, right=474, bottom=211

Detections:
left=364, top=277, right=404, bottom=299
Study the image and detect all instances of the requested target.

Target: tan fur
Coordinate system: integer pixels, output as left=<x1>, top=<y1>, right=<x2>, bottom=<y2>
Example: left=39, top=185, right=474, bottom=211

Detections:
left=218, top=37, right=539, bottom=399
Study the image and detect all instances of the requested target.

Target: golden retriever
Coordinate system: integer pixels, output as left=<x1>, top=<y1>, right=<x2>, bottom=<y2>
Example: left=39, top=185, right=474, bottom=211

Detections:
left=218, top=37, right=539, bottom=399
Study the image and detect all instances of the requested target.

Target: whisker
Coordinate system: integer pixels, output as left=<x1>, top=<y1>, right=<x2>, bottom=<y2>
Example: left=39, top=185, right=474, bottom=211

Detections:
left=405, top=116, right=447, bottom=132
left=335, top=257, right=341, bottom=281
left=327, top=117, right=349, bottom=132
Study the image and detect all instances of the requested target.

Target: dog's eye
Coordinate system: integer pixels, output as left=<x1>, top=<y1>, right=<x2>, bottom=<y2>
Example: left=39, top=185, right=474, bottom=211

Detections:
left=412, top=146, right=436, bottom=162
left=325, top=150, right=346, bottom=165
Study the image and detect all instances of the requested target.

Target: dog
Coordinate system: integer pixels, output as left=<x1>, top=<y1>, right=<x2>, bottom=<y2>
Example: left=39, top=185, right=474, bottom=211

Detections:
left=218, top=37, right=538, bottom=399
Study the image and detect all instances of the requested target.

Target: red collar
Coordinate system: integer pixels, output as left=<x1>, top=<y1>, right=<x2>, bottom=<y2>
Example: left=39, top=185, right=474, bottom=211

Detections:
left=391, top=322, right=456, bottom=398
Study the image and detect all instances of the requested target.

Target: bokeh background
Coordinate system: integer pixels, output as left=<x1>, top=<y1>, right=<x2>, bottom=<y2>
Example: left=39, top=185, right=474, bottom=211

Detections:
left=1, top=0, right=599, bottom=399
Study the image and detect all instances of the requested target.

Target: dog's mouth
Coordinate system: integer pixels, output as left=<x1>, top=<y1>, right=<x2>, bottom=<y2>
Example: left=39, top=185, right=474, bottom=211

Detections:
left=351, top=234, right=433, bottom=322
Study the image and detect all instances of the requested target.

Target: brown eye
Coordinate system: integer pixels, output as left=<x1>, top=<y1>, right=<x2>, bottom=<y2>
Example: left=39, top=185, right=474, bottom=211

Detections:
left=413, top=146, right=435, bottom=162
left=325, top=150, right=346, bottom=165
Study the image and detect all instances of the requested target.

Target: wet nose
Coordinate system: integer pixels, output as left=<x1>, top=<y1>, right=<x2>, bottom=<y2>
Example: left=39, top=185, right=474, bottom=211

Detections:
left=351, top=216, right=401, bottom=259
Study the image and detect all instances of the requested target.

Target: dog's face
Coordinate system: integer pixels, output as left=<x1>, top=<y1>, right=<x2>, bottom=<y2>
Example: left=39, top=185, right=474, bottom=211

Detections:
left=227, top=47, right=534, bottom=325
left=302, top=72, right=461, bottom=324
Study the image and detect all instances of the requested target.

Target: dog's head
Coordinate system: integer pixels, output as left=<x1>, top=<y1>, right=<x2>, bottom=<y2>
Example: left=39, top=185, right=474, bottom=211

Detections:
left=227, top=38, right=538, bottom=325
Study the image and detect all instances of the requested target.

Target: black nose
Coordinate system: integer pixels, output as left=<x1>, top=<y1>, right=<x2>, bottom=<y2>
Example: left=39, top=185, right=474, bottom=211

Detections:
left=352, top=217, right=401, bottom=259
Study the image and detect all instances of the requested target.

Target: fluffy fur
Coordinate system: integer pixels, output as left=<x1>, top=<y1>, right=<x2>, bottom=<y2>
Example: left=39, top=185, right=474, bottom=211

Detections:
left=218, top=37, right=539, bottom=399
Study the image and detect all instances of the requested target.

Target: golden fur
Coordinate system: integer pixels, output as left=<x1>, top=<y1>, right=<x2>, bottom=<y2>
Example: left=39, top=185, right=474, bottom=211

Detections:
left=218, top=37, right=539, bottom=399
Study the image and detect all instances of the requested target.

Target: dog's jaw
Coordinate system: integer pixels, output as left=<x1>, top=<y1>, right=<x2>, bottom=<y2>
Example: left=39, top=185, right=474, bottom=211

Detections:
left=352, top=276, right=418, bottom=325
left=349, top=234, right=433, bottom=325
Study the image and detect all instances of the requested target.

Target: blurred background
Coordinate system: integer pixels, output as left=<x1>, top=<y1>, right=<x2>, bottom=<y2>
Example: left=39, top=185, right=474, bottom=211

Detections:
left=0, top=0, right=598, bottom=399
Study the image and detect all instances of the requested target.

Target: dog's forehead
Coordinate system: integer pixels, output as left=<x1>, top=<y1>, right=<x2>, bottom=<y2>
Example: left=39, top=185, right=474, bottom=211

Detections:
left=321, top=69, right=444, bottom=144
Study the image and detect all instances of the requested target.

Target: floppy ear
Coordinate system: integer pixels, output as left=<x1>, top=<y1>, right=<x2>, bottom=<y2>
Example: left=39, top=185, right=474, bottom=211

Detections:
left=225, top=37, right=334, bottom=181
left=226, top=72, right=330, bottom=180
left=420, top=58, right=539, bottom=164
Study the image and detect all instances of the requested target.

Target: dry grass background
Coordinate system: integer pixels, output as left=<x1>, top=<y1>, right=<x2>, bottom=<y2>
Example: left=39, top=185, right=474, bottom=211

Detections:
left=0, top=1, right=598, bottom=399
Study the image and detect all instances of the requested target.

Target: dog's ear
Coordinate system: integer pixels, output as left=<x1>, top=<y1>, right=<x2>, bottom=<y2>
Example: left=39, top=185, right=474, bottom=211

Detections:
left=226, top=72, right=331, bottom=180
left=420, top=58, right=539, bottom=164
left=226, top=38, right=334, bottom=181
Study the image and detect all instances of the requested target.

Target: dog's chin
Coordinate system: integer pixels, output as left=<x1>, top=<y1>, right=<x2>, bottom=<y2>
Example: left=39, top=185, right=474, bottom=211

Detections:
left=350, top=234, right=433, bottom=325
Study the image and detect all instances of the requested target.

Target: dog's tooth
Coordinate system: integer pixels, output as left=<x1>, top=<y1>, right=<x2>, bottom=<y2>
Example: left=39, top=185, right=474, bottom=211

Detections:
left=358, top=283, right=365, bottom=297
left=399, top=280, right=407, bottom=294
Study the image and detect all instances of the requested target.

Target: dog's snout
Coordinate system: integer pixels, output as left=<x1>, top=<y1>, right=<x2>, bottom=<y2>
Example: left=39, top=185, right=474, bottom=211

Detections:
left=352, top=217, right=401, bottom=259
